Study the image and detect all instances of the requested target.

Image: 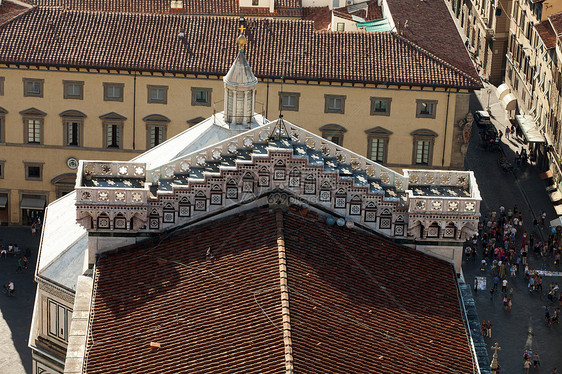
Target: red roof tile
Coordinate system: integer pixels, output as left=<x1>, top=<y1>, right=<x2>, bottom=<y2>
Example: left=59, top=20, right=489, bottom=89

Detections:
left=84, top=207, right=475, bottom=374
left=536, top=19, right=557, bottom=49
left=549, top=11, right=562, bottom=36
left=387, top=0, right=480, bottom=82
left=0, top=0, right=31, bottom=27
left=0, top=8, right=482, bottom=88
left=29, top=0, right=303, bottom=17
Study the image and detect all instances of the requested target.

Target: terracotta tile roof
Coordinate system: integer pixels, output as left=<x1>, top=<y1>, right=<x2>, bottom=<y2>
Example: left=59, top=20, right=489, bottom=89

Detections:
left=535, top=19, right=557, bottom=49
left=28, top=0, right=303, bottom=17
left=84, top=207, right=475, bottom=374
left=302, top=6, right=331, bottom=31
left=0, top=8, right=482, bottom=88
left=549, top=11, right=562, bottom=36
left=333, top=0, right=382, bottom=22
left=387, top=0, right=480, bottom=82
left=0, top=0, right=32, bottom=27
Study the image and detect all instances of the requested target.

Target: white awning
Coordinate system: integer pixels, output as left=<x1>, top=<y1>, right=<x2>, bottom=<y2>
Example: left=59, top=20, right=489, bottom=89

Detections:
left=501, top=93, right=517, bottom=111
left=0, top=196, right=7, bottom=208
left=496, top=83, right=511, bottom=100
left=20, top=197, right=46, bottom=210
left=515, top=115, right=545, bottom=143
left=550, top=217, right=562, bottom=227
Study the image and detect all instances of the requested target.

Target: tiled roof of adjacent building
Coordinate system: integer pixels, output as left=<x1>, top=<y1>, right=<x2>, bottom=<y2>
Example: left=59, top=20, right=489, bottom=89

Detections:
left=28, top=0, right=304, bottom=16
left=387, top=0, right=480, bottom=83
left=549, top=11, right=562, bottom=36
left=0, top=0, right=32, bottom=27
left=0, top=8, right=481, bottom=88
left=536, top=19, right=557, bottom=49
left=84, top=207, right=475, bottom=374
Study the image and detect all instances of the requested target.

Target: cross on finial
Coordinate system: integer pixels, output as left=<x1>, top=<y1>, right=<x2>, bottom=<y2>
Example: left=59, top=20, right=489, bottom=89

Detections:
left=239, top=25, right=246, bottom=34
left=491, top=342, right=501, bottom=355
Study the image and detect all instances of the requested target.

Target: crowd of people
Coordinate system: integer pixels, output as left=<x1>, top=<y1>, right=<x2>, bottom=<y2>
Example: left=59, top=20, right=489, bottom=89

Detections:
left=466, top=203, right=562, bottom=372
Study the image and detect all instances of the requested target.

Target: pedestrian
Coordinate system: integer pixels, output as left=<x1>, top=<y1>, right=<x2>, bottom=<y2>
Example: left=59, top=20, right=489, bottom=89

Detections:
left=490, top=286, right=495, bottom=299
left=541, top=210, right=547, bottom=227
left=551, top=368, right=557, bottom=374
left=506, top=126, right=511, bottom=139
left=502, top=278, right=508, bottom=294
left=4, top=281, right=14, bottom=297
left=481, top=320, right=487, bottom=337
left=22, top=256, right=28, bottom=270
left=524, top=359, right=531, bottom=374
left=487, top=320, right=492, bottom=338
left=480, top=259, right=487, bottom=272
left=533, top=352, right=541, bottom=368
left=508, top=297, right=512, bottom=310
left=503, top=296, right=509, bottom=310
left=0, top=245, right=6, bottom=258
left=31, top=222, right=37, bottom=237
left=16, top=257, right=22, bottom=272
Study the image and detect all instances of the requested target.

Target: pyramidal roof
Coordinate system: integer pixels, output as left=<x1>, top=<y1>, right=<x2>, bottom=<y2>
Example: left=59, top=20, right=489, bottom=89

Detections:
left=223, top=49, right=258, bottom=87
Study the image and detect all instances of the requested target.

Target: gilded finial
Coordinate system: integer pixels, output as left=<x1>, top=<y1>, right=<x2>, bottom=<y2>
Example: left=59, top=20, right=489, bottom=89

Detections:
left=237, top=25, right=247, bottom=50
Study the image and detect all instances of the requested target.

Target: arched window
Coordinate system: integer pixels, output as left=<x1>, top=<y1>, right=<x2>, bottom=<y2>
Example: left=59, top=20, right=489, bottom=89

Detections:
left=320, top=124, right=347, bottom=146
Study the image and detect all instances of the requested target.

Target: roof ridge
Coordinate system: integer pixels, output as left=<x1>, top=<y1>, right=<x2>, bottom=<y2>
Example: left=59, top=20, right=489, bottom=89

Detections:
left=275, top=209, right=294, bottom=374
left=392, top=32, right=482, bottom=87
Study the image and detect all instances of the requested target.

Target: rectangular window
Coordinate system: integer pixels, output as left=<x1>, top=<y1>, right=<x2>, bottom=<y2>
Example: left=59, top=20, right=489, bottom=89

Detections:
left=279, top=92, right=300, bottom=112
left=252, top=0, right=259, bottom=5
left=324, top=133, right=343, bottom=145
left=191, top=87, right=212, bottom=106
left=0, top=115, right=4, bottom=143
left=65, top=121, right=81, bottom=146
left=370, top=97, right=392, bottom=116
left=369, top=138, right=386, bottom=163
left=148, top=85, right=168, bottom=104
left=25, top=163, right=43, bottom=180
left=63, top=80, right=84, bottom=100
left=324, top=95, right=346, bottom=114
left=27, top=119, right=42, bottom=144
left=105, top=123, right=121, bottom=148
left=416, top=100, right=438, bottom=118
left=415, top=141, right=431, bottom=165
left=103, top=83, right=124, bottom=102
left=0, top=161, right=4, bottom=179
left=0, top=77, right=4, bottom=96
left=337, top=23, right=345, bottom=31
left=47, top=299, right=72, bottom=342
left=23, top=78, right=44, bottom=97
left=147, top=125, right=166, bottom=149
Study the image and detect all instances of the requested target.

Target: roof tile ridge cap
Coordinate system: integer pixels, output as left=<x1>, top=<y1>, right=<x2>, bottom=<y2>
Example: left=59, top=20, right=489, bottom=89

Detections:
left=391, top=32, right=481, bottom=86
left=0, top=2, right=36, bottom=28
left=275, top=209, right=294, bottom=374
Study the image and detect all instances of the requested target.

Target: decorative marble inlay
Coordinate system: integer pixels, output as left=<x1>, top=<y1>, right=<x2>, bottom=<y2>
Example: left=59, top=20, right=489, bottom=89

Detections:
left=336, top=153, right=345, bottom=163
left=306, top=139, right=315, bottom=148
left=366, top=167, right=375, bottom=177
left=310, top=153, right=321, bottom=160
left=132, top=192, right=142, bottom=202
left=244, top=138, right=253, bottom=147
left=107, top=179, right=115, bottom=185
left=212, top=150, right=221, bottom=160
left=415, top=200, right=425, bottom=210
left=81, top=191, right=91, bottom=200
left=259, top=132, right=269, bottom=141
left=425, top=174, right=434, bottom=184
left=356, top=175, right=367, bottom=183
left=457, top=176, right=467, bottom=185
left=432, top=201, right=442, bottom=210
left=381, top=172, right=390, bottom=184
left=196, top=156, right=206, bottom=166
left=165, top=168, right=174, bottom=178
left=371, top=181, right=382, bottom=190
left=321, top=146, right=330, bottom=156
left=350, top=160, right=360, bottom=170
left=395, top=180, right=403, bottom=190
left=297, top=147, right=307, bottom=155
left=134, top=166, right=144, bottom=176
left=118, top=166, right=128, bottom=175
left=115, top=192, right=125, bottom=201
left=387, top=190, right=397, bottom=197
left=180, top=161, right=190, bottom=172
left=465, top=202, right=475, bottom=211
left=409, top=174, right=419, bottom=183
left=123, top=180, right=132, bottom=187
left=152, top=174, right=160, bottom=183
left=442, top=175, right=451, bottom=184
left=228, top=144, right=238, bottom=154
left=448, top=201, right=459, bottom=211
left=102, top=164, right=111, bottom=174
left=98, top=191, right=108, bottom=201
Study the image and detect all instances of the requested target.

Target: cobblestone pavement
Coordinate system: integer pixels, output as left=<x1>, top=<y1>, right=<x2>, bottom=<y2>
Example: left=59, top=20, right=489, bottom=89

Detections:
left=0, top=226, right=40, bottom=374
left=464, top=85, right=562, bottom=374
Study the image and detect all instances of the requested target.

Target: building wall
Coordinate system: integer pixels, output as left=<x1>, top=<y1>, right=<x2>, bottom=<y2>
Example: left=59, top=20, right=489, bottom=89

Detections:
left=0, top=65, right=469, bottom=224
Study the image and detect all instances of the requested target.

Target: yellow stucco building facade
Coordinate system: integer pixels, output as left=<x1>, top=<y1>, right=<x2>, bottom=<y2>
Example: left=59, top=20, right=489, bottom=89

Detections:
left=0, top=9, right=480, bottom=225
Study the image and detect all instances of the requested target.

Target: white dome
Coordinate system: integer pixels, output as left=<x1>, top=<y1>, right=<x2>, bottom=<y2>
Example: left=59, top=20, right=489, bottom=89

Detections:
left=223, top=50, right=258, bottom=87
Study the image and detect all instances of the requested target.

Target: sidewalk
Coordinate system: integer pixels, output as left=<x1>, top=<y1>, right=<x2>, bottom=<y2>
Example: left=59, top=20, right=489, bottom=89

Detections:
left=463, top=86, right=562, bottom=374
left=0, top=226, right=41, bottom=374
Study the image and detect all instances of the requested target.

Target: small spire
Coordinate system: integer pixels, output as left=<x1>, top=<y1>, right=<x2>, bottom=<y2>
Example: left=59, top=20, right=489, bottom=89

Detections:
left=237, top=25, right=247, bottom=51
